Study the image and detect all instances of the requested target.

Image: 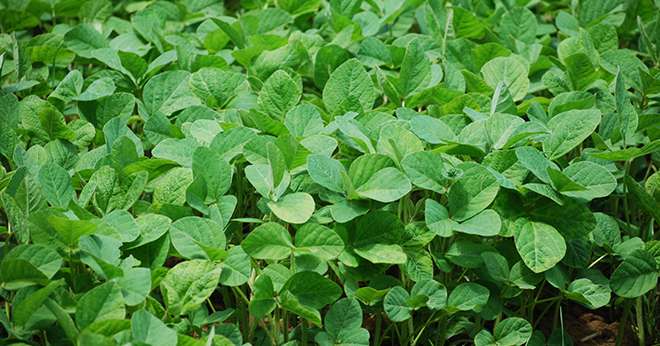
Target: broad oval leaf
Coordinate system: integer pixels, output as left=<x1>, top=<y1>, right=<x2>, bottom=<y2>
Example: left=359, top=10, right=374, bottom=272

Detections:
left=543, top=109, right=601, bottom=160
left=610, top=249, right=658, bottom=298
left=514, top=221, right=566, bottom=273
left=241, top=222, right=293, bottom=260
left=160, top=260, right=222, bottom=316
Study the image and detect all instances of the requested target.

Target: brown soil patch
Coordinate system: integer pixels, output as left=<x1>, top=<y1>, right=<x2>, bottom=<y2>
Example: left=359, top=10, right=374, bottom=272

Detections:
left=563, top=306, right=635, bottom=346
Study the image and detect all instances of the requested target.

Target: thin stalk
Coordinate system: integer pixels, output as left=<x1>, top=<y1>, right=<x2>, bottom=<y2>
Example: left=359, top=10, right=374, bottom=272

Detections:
left=272, top=309, right=279, bottom=342
left=534, top=296, right=561, bottom=305
left=301, top=320, right=307, bottom=345
left=5, top=300, right=10, bottom=323
left=412, top=312, right=438, bottom=346
left=622, top=160, right=632, bottom=231
left=206, top=298, right=216, bottom=313
left=551, top=299, right=562, bottom=331
left=635, top=297, right=645, bottom=346
left=559, top=305, right=565, bottom=346
left=616, top=300, right=631, bottom=346
left=393, top=323, right=402, bottom=344
left=529, top=281, right=546, bottom=323
left=283, top=310, right=289, bottom=342
left=374, top=312, right=383, bottom=346
left=233, top=287, right=250, bottom=304
left=258, top=319, right=277, bottom=345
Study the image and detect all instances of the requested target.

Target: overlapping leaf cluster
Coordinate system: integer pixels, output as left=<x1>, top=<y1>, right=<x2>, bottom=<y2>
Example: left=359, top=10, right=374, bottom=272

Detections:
left=1, top=0, right=659, bottom=345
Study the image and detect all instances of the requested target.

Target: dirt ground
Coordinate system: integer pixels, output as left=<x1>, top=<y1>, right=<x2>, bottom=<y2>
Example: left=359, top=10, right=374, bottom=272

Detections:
left=561, top=305, right=636, bottom=346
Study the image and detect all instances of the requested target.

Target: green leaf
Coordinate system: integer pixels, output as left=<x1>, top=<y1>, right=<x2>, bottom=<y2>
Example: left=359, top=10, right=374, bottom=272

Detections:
left=384, top=286, right=412, bottom=322
left=283, top=271, right=342, bottom=309
left=481, top=56, right=529, bottom=101
left=410, top=279, right=447, bottom=310
left=143, top=70, right=201, bottom=116
left=170, top=216, right=226, bottom=260
left=547, top=167, right=587, bottom=193
left=0, top=244, right=63, bottom=289
left=249, top=275, right=276, bottom=319
left=64, top=24, right=108, bottom=58
left=610, top=250, right=658, bottom=298
left=543, top=109, right=601, bottom=160
left=398, top=39, right=431, bottom=98
left=0, top=93, right=19, bottom=159
left=267, top=142, right=287, bottom=192
left=353, top=243, right=407, bottom=264
left=76, top=282, right=125, bottom=329
left=323, top=297, right=363, bottom=335
left=453, top=209, right=501, bottom=236
left=14, top=280, right=63, bottom=327
left=73, top=77, right=116, bottom=101
left=37, top=101, right=76, bottom=141
left=448, top=163, right=500, bottom=221
left=267, top=192, right=315, bottom=224
left=355, top=167, right=411, bottom=203
left=409, top=115, right=457, bottom=144
left=314, top=44, right=351, bottom=89
left=323, top=59, right=377, bottom=115
left=241, top=222, right=293, bottom=260
left=38, top=163, right=73, bottom=208
left=625, top=176, right=660, bottom=221
left=447, top=283, right=490, bottom=312
left=492, top=317, right=533, bottom=346
left=565, top=53, right=599, bottom=91
left=481, top=252, right=510, bottom=282
left=160, top=260, right=222, bottom=316
left=219, top=246, right=252, bottom=287
left=499, top=7, right=538, bottom=44
left=258, top=70, right=301, bottom=119
left=295, top=223, right=344, bottom=261
left=285, top=104, right=325, bottom=138
left=514, top=221, right=566, bottom=273
left=376, top=122, right=424, bottom=164
left=560, top=161, right=616, bottom=200
left=117, top=267, right=151, bottom=306
left=565, top=278, right=611, bottom=309
left=192, top=147, right=233, bottom=202
left=425, top=199, right=455, bottom=237
left=307, top=154, right=346, bottom=193
left=590, top=140, right=660, bottom=161
left=131, top=309, right=177, bottom=346
left=189, top=67, right=246, bottom=108
left=280, top=290, right=322, bottom=327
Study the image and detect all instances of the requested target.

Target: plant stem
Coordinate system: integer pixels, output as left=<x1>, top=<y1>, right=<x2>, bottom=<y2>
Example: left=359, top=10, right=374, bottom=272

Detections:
left=636, top=297, right=645, bottom=346
left=623, top=160, right=632, bottom=231
left=616, top=300, right=631, bottom=346
left=374, top=312, right=382, bottom=346
left=283, top=310, right=289, bottom=342
left=412, top=312, right=438, bottom=346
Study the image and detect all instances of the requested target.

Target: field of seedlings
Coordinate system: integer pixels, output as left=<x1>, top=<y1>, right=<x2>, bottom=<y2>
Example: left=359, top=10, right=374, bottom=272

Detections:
left=0, top=0, right=659, bottom=345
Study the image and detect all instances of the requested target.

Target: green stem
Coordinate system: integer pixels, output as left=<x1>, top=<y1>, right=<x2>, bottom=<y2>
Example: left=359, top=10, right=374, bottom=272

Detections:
left=616, top=301, right=630, bottom=346
left=636, top=297, right=645, bottom=346
left=411, top=312, right=438, bottom=346
left=283, top=310, right=289, bottom=342
left=529, top=281, right=546, bottom=323
left=233, top=286, right=250, bottom=305
left=623, top=160, right=632, bottom=231
left=374, top=312, right=382, bottom=346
